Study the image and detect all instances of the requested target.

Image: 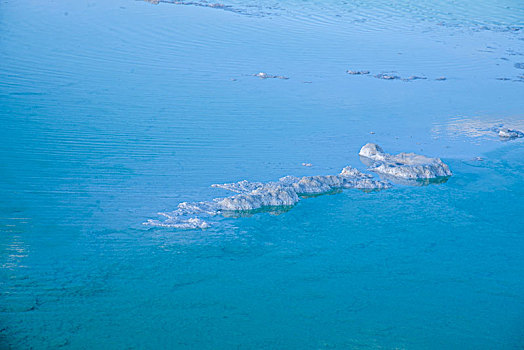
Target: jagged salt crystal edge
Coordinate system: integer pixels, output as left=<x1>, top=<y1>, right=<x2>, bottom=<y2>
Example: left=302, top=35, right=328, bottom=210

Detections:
left=144, top=165, right=390, bottom=229
left=211, top=180, right=265, bottom=193
left=359, top=143, right=453, bottom=179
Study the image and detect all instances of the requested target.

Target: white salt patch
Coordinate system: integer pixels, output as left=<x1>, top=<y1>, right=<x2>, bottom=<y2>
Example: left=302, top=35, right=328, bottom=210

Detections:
left=359, top=143, right=452, bottom=179
left=216, top=184, right=300, bottom=211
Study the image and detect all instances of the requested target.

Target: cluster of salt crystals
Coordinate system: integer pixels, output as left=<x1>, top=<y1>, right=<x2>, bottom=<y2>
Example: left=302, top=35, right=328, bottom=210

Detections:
left=216, top=183, right=300, bottom=211
left=145, top=144, right=454, bottom=229
left=359, top=143, right=453, bottom=179
left=144, top=165, right=390, bottom=229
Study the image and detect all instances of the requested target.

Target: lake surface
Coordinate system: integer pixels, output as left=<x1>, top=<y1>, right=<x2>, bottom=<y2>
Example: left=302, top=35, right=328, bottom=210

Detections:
left=1, top=0, right=524, bottom=348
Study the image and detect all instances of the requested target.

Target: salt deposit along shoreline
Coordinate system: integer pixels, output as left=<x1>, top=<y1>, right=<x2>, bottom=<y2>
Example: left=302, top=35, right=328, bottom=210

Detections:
left=145, top=144, right=453, bottom=229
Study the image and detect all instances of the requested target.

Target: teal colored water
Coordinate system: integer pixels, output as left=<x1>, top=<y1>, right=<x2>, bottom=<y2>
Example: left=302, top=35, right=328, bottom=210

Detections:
left=1, top=0, right=524, bottom=348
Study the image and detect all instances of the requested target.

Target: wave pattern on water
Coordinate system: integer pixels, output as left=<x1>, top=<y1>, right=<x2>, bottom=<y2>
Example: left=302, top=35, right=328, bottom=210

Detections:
left=432, top=117, right=524, bottom=142
left=144, top=0, right=524, bottom=32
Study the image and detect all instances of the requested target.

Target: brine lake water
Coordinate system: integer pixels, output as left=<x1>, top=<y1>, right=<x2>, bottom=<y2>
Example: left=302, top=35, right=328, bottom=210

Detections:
left=1, top=0, right=524, bottom=348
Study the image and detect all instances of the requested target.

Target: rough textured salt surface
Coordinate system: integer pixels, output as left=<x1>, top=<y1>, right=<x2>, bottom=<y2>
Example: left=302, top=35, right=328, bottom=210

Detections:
left=145, top=165, right=390, bottom=229
left=211, top=180, right=265, bottom=193
left=216, top=184, right=300, bottom=211
left=359, top=143, right=453, bottom=180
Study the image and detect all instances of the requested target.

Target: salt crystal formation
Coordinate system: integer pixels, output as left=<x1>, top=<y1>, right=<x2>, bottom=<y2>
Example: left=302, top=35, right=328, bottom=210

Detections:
left=145, top=165, right=390, bottom=229
left=145, top=144, right=452, bottom=229
left=359, top=143, right=453, bottom=179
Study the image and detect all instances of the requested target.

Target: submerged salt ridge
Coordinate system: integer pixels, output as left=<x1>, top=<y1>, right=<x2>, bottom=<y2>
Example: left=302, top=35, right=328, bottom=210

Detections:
left=146, top=144, right=452, bottom=229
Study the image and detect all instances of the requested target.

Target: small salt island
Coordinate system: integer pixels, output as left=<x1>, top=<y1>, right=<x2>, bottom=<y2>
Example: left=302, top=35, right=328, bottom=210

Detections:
left=359, top=143, right=453, bottom=179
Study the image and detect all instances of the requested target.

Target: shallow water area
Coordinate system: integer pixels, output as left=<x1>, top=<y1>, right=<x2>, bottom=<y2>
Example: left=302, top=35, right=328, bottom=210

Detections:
left=1, top=0, right=524, bottom=348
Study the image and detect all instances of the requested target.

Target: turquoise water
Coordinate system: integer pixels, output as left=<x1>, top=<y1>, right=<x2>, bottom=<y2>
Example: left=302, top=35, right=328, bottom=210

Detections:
left=1, top=0, right=524, bottom=348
